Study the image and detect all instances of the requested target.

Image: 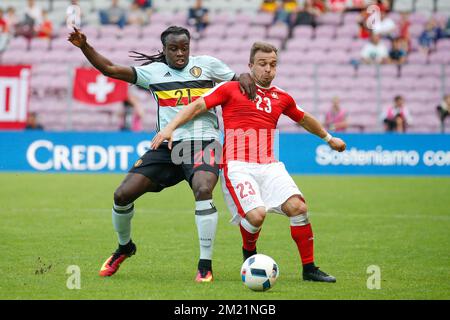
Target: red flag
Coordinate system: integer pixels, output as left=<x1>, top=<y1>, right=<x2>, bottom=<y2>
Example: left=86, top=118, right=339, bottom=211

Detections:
left=0, top=65, right=31, bottom=130
left=73, top=68, right=128, bottom=105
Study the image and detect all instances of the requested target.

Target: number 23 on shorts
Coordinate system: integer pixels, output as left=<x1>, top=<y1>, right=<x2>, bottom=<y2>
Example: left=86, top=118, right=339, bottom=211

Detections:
left=236, top=181, right=256, bottom=199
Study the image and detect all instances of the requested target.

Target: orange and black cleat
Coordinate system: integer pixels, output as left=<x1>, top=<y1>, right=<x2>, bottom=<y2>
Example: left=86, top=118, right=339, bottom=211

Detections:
left=99, top=242, right=136, bottom=277
left=195, top=269, right=213, bottom=283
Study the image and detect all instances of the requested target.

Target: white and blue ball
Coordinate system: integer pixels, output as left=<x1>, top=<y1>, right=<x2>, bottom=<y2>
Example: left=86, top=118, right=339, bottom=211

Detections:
left=241, top=254, right=279, bottom=291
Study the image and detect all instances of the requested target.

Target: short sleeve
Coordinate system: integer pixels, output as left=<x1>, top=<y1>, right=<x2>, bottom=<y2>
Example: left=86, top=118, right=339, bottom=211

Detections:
left=283, top=95, right=305, bottom=122
left=202, top=82, right=231, bottom=109
left=201, top=56, right=235, bottom=83
left=132, top=64, right=154, bottom=89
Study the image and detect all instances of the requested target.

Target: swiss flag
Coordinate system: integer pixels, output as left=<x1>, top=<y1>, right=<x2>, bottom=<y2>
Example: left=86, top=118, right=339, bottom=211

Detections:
left=73, top=68, right=128, bottom=105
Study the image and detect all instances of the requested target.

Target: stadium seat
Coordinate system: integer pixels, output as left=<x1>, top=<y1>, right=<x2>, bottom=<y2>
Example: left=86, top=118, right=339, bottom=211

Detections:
left=247, top=26, right=267, bottom=39
left=315, top=25, right=337, bottom=39
left=292, top=26, right=314, bottom=39
left=267, top=24, right=289, bottom=40
left=407, top=52, right=429, bottom=64
left=317, top=13, right=342, bottom=26
left=251, top=12, right=274, bottom=26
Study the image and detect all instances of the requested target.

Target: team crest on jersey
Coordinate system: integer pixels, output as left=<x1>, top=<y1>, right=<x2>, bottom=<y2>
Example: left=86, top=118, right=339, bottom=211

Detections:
left=134, top=159, right=143, bottom=167
left=190, top=66, right=202, bottom=78
left=271, top=92, right=279, bottom=99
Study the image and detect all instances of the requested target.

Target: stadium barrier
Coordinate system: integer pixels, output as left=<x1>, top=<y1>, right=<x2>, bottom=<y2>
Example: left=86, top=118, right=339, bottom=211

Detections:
left=0, top=131, right=449, bottom=175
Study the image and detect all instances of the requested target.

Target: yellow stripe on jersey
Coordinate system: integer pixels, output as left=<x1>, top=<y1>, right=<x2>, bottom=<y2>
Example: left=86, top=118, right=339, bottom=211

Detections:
left=154, top=88, right=211, bottom=100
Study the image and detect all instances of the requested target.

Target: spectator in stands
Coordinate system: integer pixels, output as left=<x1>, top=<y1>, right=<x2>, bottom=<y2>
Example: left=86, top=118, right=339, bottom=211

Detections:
left=418, top=18, right=443, bottom=55
left=260, top=0, right=278, bottom=13
left=16, top=0, right=42, bottom=40
left=25, top=112, right=44, bottom=130
left=133, top=0, right=153, bottom=22
left=398, top=12, right=410, bottom=39
left=188, top=0, right=209, bottom=34
left=358, top=9, right=371, bottom=39
left=275, top=0, right=298, bottom=25
left=99, top=0, right=127, bottom=29
left=120, top=91, right=144, bottom=132
left=397, top=12, right=411, bottom=49
left=324, top=97, right=348, bottom=132
left=436, top=94, right=450, bottom=132
left=382, top=95, right=412, bottom=133
left=24, top=0, right=42, bottom=27
left=66, top=0, right=82, bottom=29
left=388, top=37, right=407, bottom=65
left=290, top=0, right=318, bottom=28
left=128, top=2, right=146, bottom=26
left=312, top=0, right=326, bottom=14
left=361, top=33, right=389, bottom=64
left=134, top=0, right=153, bottom=11
left=37, top=10, right=53, bottom=40
left=443, top=16, right=450, bottom=38
left=329, top=0, right=346, bottom=13
left=375, top=0, right=391, bottom=13
left=4, top=7, right=18, bottom=36
left=0, top=8, right=10, bottom=54
left=345, top=0, right=367, bottom=12
left=372, top=11, right=396, bottom=39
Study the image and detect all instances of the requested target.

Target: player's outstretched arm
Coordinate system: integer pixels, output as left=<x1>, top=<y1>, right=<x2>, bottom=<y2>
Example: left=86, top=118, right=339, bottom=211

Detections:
left=151, top=97, right=208, bottom=150
left=299, top=112, right=346, bottom=152
left=68, top=27, right=135, bottom=83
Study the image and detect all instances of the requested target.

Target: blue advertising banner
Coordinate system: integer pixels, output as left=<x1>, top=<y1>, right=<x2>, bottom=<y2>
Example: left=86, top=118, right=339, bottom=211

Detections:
left=0, top=131, right=449, bottom=175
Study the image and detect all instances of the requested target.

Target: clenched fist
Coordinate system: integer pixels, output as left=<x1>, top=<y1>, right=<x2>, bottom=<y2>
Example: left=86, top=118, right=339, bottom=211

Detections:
left=328, top=137, right=346, bottom=152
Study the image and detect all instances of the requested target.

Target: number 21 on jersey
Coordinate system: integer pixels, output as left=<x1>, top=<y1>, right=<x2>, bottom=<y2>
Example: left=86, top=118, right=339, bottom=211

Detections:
left=255, top=94, right=272, bottom=113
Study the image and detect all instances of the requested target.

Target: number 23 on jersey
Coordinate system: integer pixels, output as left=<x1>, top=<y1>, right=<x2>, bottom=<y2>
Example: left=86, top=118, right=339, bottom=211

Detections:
left=255, top=94, right=272, bottom=114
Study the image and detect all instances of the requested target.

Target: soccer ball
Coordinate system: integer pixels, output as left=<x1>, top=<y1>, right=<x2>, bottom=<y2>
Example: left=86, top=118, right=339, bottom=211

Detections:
left=241, top=254, right=279, bottom=291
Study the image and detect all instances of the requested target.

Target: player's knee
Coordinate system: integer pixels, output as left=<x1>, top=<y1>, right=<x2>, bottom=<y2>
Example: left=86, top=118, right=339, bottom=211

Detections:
left=284, top=196, right=308, bottom=217
left=114, top=188, right=131, bottom=206
left=246, top=208, right=266, bottom=227
left=193, top=185, right=213, bottom=200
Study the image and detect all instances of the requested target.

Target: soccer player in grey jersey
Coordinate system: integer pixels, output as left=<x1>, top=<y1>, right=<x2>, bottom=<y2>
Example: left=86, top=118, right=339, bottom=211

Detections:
left=68, top=25, right=255, bottom=281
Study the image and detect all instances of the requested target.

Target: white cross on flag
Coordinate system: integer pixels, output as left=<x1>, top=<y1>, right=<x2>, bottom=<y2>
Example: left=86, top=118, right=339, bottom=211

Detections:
left=73, top=68, right=128, bottom=105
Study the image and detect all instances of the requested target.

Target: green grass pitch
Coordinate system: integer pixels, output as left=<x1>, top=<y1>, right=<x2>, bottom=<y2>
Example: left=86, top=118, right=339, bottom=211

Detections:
left=0, top=173, right=449, bottom=300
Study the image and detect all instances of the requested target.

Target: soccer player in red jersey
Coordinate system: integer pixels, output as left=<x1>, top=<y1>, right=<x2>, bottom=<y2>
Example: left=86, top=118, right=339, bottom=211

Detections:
left=151, top=42, right=346, bottom=282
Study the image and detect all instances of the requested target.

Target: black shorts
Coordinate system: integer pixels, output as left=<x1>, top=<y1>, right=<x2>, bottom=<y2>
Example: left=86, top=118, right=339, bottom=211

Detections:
left=129, top=140, right=222, bottom=190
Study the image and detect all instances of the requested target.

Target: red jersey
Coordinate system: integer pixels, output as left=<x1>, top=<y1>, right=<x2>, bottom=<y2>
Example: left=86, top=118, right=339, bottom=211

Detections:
left=203, top=81, right=305, bottom=164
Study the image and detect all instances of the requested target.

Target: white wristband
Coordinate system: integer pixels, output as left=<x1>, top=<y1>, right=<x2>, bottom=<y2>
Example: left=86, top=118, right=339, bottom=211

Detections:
left=322, top=133, right=332, bottom=143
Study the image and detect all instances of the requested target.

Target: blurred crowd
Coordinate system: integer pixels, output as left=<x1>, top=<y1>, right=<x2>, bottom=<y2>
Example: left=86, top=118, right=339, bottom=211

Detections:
left=0, top=0, right=54, bottom=52
left=0, top=0, right=449, bottom=133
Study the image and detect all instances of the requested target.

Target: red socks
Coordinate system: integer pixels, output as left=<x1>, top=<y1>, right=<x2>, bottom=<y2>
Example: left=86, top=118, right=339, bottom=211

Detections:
left=239, top=217, right=314, bottom=266
left=239, top=223, right=260, bottom=251
left=290, top=224, right=315, bottom=265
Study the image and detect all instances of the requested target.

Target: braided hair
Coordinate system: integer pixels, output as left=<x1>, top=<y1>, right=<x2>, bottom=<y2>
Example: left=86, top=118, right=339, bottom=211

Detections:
left=129, top=26, right=191, bottom=66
